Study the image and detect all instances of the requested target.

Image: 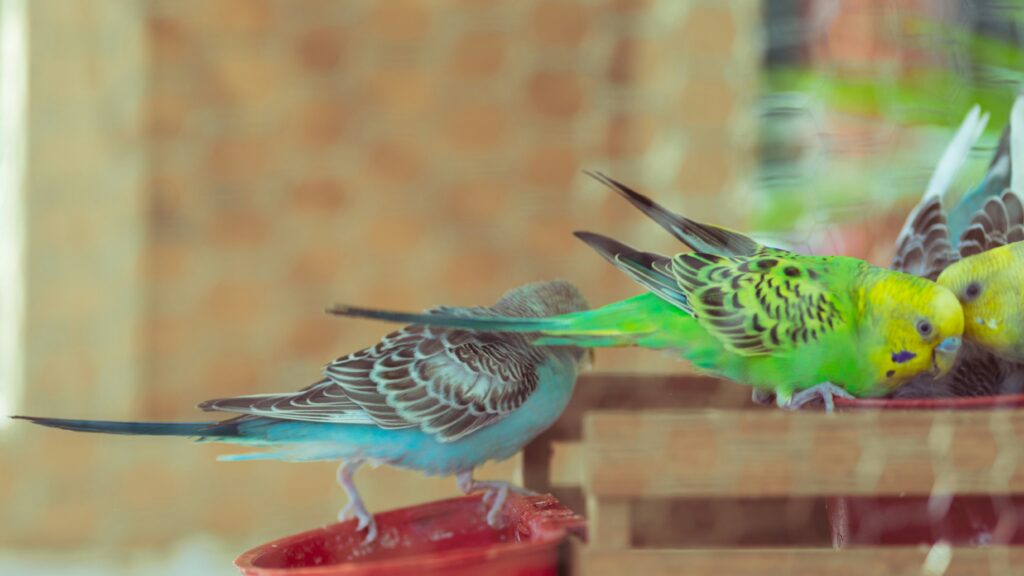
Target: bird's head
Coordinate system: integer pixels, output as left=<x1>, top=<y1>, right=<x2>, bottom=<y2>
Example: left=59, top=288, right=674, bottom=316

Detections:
left=860, top=270, right=964, bottom=389
left=937, top=242, right=1024, bottom=361
left=495, top=280, right=593, bottom=368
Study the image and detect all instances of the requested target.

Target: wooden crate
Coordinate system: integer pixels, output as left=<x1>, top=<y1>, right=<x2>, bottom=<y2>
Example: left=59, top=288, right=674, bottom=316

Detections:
left=524, top=375, right=832, bottom=547
left=573, top=408, right=1024, bottom=575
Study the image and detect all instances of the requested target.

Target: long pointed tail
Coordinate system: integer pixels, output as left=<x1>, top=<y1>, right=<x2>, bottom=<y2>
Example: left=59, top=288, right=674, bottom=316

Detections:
left=584, top=171, right=761, bottom=256
left=11, top=415, right=239, bottom=438
left=328, top=293, right=690, bottom=348
left=325, top=305, right=575, bottom=332
left=573, top=231, right=690, bottom=312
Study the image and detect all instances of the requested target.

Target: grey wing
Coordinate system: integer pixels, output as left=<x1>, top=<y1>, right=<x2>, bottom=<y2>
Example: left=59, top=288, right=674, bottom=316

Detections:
left=891, top=195, right=955, bottom=280
left=959, top=95, right=1024, bottom=257
left=326, top=321, right=547, bottom=442
left=893, top=104, right=990, bottom=279
left=197, top=375, right=377, bottom=425
left=957, top=189, right=1024, bottom=258
left=202, top=319, right=549, bottom=443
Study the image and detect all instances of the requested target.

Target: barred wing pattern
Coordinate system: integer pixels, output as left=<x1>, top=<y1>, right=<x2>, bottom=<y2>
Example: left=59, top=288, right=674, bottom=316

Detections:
left=671, top=250, right=844, bottom=356
left=198, top=378, right=373, bottom=425
left=958, top=189, right=1024, bottom=258
left=200, top=316, right=546, bottom=443
left=891, top=195, right=955, bottom=281
left=891, top=104, right=990, bottom=280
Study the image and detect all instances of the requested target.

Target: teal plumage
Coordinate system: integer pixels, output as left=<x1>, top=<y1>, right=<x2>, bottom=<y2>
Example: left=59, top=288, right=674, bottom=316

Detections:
left=15, top=280, right=590, bottom=543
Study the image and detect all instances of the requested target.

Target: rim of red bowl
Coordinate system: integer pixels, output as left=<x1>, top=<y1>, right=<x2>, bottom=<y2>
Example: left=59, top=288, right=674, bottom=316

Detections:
left=835, top=392, right=1024, bottom=410
left=234, top=494, right=584, bottom=575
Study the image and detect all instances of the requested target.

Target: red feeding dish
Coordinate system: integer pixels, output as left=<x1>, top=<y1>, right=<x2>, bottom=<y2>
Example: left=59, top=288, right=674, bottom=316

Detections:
left=828, top=393, right=1024, bottom=547
left=234, top=494, right=586, bottom=576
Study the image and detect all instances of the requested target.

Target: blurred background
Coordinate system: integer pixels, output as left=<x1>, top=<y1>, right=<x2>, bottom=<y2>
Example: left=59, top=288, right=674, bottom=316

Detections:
left=0, top=0, right=1022, bottom=573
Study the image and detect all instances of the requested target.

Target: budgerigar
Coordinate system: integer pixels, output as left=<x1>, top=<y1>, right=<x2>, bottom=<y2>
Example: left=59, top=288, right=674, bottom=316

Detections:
left=14, top=280, right=590, bottom=544
left=937, top=240, right=1024, bottom=365
left=891, top=96, right=1024, bottom=398
left=328, top=176, right=964, bottom=409
left=935, top=97, right=1024, bottom=365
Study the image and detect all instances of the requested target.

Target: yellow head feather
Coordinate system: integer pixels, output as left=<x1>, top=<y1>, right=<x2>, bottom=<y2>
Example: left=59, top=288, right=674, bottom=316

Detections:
left=859, top=271, right=964, bottom=390
left=937, top=241, right=1024, bottom=361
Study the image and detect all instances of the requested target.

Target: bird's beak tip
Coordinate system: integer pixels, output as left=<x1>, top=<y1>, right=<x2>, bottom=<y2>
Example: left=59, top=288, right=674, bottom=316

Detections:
left=932, top=336, right=962, bottom=377
left=937, top=336, right=962, bottom=354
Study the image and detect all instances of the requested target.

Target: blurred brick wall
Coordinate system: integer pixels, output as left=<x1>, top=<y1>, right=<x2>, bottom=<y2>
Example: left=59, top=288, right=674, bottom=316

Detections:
left=1, top=0, right=759, bottom=550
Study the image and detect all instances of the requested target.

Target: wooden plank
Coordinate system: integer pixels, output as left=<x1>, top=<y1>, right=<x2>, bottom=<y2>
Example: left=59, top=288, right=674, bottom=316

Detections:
left=550, top=441, right=583, bottom=487
left=574, top=544, right=1024, bottom=576
left=584, top=410, right=1024, bottom=497
left=522, top=374, right=746, bottom=494
left=522, top=374, right=748, bottom=514
left=587, top=497, right=632, bottom=550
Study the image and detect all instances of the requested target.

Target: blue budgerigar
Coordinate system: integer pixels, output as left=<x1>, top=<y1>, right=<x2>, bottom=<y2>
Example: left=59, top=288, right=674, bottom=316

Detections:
left=14, top=280, right=590, bottom=544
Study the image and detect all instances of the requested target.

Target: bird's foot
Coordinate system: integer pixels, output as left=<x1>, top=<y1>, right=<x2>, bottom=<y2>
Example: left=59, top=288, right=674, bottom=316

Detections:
left=456, top=472, right=536, bottom=528
left=338, top=496, right=378, bottom=544
left=751, top=388, right=775, bottom=406
left=778, top=382, right=854, bottom=413
left=336, top=460, right=378, bottom=544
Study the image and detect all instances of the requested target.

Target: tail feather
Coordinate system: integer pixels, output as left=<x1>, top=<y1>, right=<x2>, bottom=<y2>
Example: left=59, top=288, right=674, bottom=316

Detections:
left=573, top=231, right=690, bottom=312
left=328, top=292, right=685, bottom=346
left=926, top=104, right=989, bottom=206
left=11, top=415, right=237, bottom=437
left=584, top=171, right=761, bottom=256
left=947, top=95, right=1024, bottom=249
left=324, top=305, right=574, bottom=333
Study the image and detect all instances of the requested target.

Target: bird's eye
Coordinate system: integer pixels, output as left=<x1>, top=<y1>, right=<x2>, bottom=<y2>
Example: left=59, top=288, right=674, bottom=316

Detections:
left=964, top=282, right=982, bottom=302
left=916, top=320, right=933, bottom=337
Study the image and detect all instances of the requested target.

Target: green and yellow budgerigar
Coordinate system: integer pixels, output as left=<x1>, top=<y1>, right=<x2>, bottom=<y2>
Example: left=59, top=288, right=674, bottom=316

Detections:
left=329, top=175, right=964, bottom=408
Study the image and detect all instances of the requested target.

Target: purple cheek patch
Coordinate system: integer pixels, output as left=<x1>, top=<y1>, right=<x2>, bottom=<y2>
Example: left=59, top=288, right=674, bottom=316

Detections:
left=891, top=350, right=917, bottom=364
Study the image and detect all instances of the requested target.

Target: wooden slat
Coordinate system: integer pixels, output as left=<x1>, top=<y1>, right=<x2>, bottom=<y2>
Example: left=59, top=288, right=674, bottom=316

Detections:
left=573, top=543, right=1024, bottom=576
left=584, top=410, right=1024, bottom=497
left=550, top=441, right=583, bottom=487
left=587, top=497, right=632, bottom=550
left=522, top=374, right=749, bottom=517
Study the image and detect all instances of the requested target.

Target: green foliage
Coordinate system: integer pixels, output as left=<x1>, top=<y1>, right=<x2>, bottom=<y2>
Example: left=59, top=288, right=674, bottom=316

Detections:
left=758, top=16, right=1021, bottom=230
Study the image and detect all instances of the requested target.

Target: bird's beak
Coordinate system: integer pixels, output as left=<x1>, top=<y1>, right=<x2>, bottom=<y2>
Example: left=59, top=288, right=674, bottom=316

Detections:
left=932, top=336, right=962, bottom=377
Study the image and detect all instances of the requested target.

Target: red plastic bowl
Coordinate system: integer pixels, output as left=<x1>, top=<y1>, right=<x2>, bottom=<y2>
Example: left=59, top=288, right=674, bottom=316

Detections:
left=834, top=393, right=1024, bottom=411
left=828, top=393, right=1024, bottom=547
left=234, top=494, right=586, bottom=575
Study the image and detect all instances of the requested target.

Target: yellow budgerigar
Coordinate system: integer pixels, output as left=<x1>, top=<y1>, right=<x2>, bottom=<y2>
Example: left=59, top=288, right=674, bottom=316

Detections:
left=898, top=96, right=1024, bottom=395
left=938, top=241, right=1024, bottom=363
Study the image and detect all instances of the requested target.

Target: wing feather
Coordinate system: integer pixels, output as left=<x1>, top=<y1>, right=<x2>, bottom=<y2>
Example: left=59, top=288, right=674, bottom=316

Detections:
left=671, top=250, right=845, bottom=356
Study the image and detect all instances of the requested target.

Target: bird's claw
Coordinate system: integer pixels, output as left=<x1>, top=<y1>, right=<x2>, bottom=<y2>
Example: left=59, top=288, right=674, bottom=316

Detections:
left=456, top=472, right=536, bottom=529
left=481, top=482, right=535, bottom=506
left=338, top=502, right=353, bottom=522
left=339, top=499, right=377, bottom=544
left=336, top=460, right=378, bottom=544
left=778, top=382, right=854, bottom=413
left=751, top=388, right=775, bottom=406
left=485, top=486, right=508, bottom=528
